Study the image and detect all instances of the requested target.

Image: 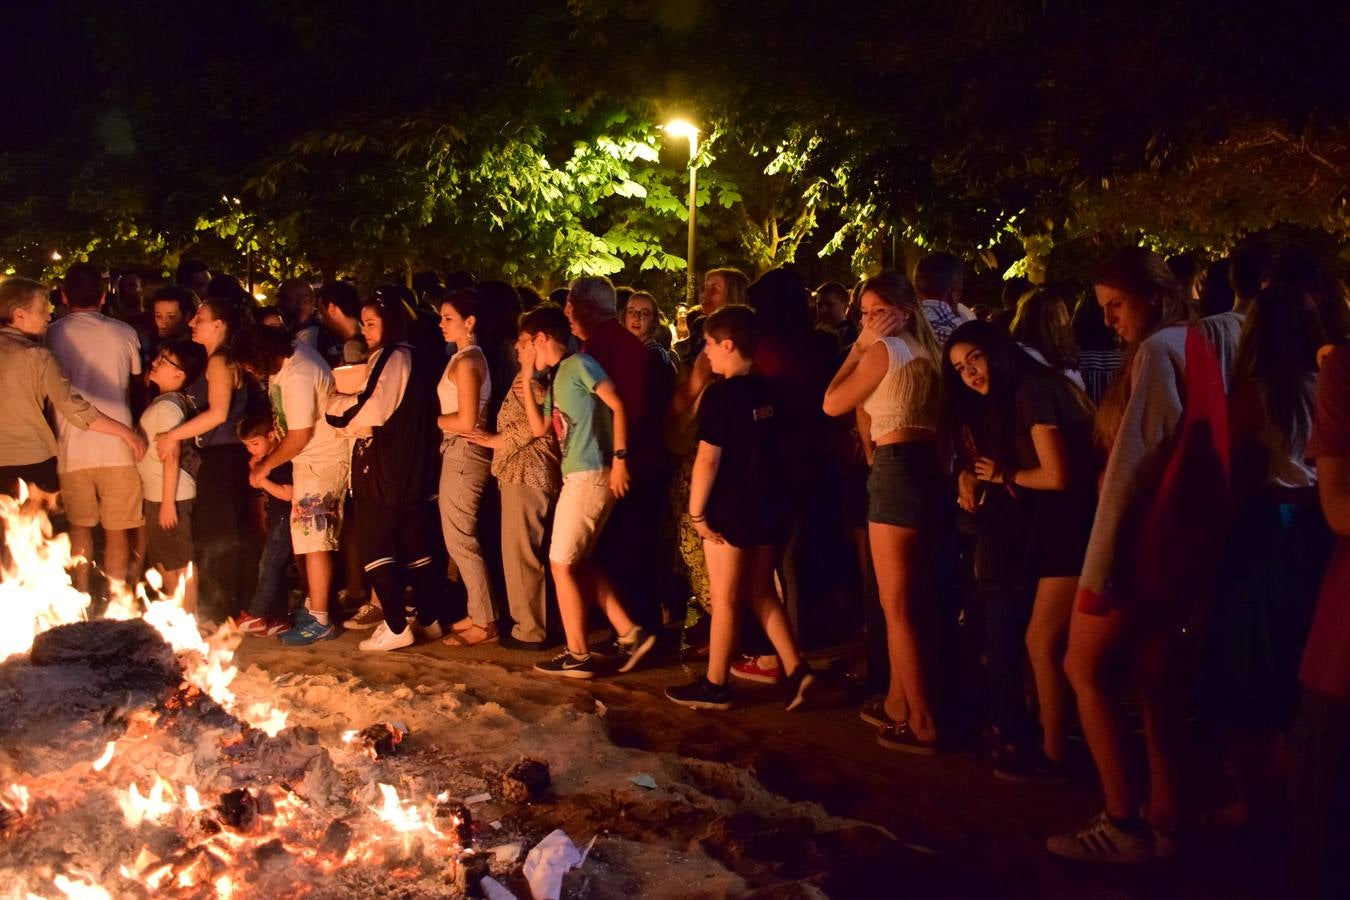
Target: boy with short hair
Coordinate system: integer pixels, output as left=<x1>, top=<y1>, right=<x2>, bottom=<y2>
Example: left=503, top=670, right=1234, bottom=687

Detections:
left=234, top=411, right=296, bottom=636
left=517, top=304, right=655, bottom=678
left=665, top=305, right=814, bottom=710
left=137, top=339, right=207, bottom=610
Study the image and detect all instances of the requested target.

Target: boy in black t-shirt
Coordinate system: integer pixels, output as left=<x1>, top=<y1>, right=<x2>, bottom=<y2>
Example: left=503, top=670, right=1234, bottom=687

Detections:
left=234, top=412, right=296, bottom=636
left=666, top=305, right=815, bottom=711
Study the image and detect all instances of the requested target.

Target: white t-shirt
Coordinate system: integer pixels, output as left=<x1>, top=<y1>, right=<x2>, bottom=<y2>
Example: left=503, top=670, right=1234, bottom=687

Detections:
left=137, top=394, right=197, bottom=502
left=269, top=341, right=346, bottom=466
left=47, top=310, right=141, bottom=471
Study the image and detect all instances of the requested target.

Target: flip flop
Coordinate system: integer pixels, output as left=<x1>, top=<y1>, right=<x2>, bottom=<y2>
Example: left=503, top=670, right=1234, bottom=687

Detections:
left=442, top=623, right=498, bottom=647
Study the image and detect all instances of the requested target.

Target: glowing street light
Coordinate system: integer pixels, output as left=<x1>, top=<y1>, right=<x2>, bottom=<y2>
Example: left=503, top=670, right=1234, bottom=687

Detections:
left=50, top=250, right=62, bottom=262
left=663, top=119, right=700, bottom=308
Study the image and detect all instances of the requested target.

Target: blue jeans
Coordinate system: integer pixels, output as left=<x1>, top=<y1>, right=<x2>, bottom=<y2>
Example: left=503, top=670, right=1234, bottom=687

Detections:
left=247, top=501, right=292, bottom=619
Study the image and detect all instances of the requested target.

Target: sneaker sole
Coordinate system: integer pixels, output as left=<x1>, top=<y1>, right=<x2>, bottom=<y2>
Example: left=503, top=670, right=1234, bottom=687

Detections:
left=858, top=709, right=895, bottom=729
left=533, top=665, right=596, bottom=680
left=1045, top=838, right=1153, bottom=863
left=279, top=628, right=338, bottom=646
left=876, top=731, right=939, bottom=755
left=730, top=669, right=780, bottom=685
left=342, top=620, right=382, bottom=630
left=261, top=625, right=290, bottom=637
left=617, top=634, right=658, bottom=674
left=666, top=695, right=732, bottom=711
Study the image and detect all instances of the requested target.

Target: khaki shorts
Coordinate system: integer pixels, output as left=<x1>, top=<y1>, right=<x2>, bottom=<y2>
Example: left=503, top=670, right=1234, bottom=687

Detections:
left=290, top=454, right=349, bottom=554
left=548, top=469, right=615, bottom=566
left=58, top=466, right=144, bottom=529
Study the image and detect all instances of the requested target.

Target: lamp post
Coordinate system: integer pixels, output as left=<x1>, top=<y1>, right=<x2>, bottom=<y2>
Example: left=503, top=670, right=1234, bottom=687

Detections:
left=664, top=119, right=700, bottom=309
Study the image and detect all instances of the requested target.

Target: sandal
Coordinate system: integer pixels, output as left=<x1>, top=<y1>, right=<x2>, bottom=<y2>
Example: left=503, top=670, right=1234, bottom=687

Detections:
left=442, top=622, right=498, bottom=647
left=876, top=722, right=939, bottom=755
left=449, top=616, right=475, bottom=634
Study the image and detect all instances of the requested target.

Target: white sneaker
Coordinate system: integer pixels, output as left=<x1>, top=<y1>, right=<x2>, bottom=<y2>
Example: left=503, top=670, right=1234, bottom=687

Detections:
left=1046, top=811, right=1154, bottom=863
left=414, top=621, right=444, bottom=641
left=359, top=621, right=415, bottom=653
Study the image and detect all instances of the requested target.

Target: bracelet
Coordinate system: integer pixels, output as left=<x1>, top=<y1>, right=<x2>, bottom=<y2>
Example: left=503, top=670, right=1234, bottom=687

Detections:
left=689, top=513, right=706, bottom=522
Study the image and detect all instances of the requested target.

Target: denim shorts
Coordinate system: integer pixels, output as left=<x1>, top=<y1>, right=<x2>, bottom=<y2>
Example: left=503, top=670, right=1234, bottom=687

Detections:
left=867, top=442, right=949, bottom=529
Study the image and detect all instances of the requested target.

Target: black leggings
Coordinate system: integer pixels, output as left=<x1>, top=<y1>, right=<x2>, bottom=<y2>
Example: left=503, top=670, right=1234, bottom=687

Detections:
left=193, top=444, right=258, bottom=619
left=355, top=496, right=451, bottom=633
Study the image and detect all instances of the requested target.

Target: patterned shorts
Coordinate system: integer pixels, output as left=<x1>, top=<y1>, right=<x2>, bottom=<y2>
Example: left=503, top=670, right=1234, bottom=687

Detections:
left=290, top=454, right=349, bottom=554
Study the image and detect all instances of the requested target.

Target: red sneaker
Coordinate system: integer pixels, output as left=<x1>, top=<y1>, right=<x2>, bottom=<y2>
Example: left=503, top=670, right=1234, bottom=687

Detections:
left=235, top=612, right=269, bottom=634
left=261, top=617, right=291, bottom=637
left=730, top=655, right=782, bottom=684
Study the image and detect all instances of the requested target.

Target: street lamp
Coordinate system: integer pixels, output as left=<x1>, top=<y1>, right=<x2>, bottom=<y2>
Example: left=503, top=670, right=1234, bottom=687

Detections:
left=663, top=119, right=700, bottom=309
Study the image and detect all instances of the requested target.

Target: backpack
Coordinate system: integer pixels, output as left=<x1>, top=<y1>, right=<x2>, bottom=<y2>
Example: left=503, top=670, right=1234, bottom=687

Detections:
left=162, top=393, right=204, bottom=481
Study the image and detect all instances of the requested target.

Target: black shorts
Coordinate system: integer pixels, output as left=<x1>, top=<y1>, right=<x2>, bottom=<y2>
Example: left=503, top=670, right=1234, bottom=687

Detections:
left=1031, top=489, right=1095, bottom=578
left=0, top=457, right=59, bottom=497
left=145, top=499, right=195, bottom=570
left=867, top=443, right=950, bottom=529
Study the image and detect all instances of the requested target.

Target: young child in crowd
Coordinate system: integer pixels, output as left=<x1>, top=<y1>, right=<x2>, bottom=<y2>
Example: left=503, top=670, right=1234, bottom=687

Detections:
left=137, top=339, right=207, bottom=611
left=517, top=303, right=656, bottom=679
left=234, top=411, right=296, bottom=636
left=664, top=305, right=815, bottom=710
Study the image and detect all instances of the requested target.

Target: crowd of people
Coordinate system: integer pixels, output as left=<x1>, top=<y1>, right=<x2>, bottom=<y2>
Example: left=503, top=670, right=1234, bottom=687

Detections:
left=0, top=241, right=1347, bottom=891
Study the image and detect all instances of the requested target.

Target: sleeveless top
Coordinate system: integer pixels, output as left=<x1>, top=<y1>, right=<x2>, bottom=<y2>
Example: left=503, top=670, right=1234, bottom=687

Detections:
left=188, top=356, right=248, bottom=448
left=862, top=334, right=941, bottom=439
left=437, top=345, right=491, bottom=429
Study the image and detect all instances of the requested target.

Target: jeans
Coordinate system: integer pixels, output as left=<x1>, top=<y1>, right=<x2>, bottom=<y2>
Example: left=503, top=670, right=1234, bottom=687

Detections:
left=247, top=501, right=292, bottom=620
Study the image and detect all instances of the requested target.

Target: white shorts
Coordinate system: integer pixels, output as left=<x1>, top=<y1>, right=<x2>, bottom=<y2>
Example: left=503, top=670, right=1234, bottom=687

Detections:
left=548, top=470, right=615, bottom=565
left=290, top=453, right=350, bottom=554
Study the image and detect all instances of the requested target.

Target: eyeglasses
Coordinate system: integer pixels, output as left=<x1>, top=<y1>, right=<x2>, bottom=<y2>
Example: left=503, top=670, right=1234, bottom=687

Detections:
left=154, top=352, right=183, bottom=371
left=627, top=309, right=655, bottom=320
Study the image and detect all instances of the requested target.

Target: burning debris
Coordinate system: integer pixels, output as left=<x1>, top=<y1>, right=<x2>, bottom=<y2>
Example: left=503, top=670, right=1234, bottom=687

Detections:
left=0, top=490, right=897, bottom=898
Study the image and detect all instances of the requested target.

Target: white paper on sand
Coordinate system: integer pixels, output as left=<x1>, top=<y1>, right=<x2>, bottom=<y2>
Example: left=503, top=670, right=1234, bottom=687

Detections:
left=480, top=875, right=519, bottom=900
left=523, top=829, right=596, bottom=900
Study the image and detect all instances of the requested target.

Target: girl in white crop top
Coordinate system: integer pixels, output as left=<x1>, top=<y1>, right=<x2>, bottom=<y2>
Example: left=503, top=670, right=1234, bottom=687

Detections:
left=821, top=269, right=946, bottom=753
left=435, top=293, right=500, bottom=644
left=823, top=282, right=942, bottom=453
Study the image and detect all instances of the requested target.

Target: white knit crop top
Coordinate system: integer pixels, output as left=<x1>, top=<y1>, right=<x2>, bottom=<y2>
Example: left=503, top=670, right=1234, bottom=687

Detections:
left=862, top=334, right=941, bottom=439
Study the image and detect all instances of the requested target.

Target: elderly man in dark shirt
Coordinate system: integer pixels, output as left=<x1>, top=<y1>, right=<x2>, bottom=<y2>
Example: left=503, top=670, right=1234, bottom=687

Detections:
left=565, top=276, right=674, bottom=632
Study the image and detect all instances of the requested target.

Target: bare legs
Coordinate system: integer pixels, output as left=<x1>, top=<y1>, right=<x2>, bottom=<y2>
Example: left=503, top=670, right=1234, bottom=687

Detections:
left=551, top=560, right=636, bottom=656
left=1064, top=606, right=1184, bottom=829
left=302, top=551, right=332, bottom=615
left=703, top=541, right=802, bottom=685
left=1025, top=575, right=1077, bottom=762
left=868, top=521, right=935, bottom=741
left=68, top=525, right=130, bottom=595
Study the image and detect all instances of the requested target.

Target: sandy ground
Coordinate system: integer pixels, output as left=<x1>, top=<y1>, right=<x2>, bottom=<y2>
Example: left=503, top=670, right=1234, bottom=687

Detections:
left=230, top=626, right=1292, bottom=900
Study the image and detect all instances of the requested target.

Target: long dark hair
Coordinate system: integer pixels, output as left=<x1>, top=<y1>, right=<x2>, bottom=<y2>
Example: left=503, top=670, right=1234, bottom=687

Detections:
left=941, top=319, right=1048, bottom=472
left=1233, top=284, right=1326, bottom=448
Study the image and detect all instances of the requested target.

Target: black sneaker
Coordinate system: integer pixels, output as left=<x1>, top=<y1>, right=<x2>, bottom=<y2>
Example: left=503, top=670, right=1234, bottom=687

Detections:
left=616, top=627, right=657, bottom=674
left=665, top=677, right=733, bottom=710
left=783, top=664, right=816, bottom=711
left=992, top=746, right=1072, bottom=783
left=533, top=651, right=597, bottom=679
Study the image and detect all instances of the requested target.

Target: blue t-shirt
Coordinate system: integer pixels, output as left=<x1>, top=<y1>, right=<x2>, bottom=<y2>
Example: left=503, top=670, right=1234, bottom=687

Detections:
left=544, top=353, right=612, bottom=476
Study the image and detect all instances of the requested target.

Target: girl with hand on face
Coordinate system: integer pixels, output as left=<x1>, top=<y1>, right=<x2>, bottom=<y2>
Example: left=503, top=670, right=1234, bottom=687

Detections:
left=943, top=319, right=1097, bottom=782
left=1048, top=247, right=1229, bottom=863
left=823, top=269, right=947, bottom=754
left=435, top=289, right=499, bottom=647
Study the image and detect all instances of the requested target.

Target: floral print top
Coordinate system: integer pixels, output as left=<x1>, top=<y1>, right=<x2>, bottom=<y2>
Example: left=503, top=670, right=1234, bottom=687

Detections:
left=491, top=384, right=562, bottom=494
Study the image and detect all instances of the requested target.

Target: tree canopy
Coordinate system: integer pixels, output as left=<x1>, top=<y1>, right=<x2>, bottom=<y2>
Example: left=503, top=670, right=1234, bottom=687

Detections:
left=3, top=0, right=1346, bottom=294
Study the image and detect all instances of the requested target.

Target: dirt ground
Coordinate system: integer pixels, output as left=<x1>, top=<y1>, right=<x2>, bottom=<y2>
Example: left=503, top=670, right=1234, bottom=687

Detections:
left=231, top=625, right=1293, bottom=900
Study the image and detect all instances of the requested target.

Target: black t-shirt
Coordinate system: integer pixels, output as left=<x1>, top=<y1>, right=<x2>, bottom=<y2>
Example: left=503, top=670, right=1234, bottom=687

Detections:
left=696, top=373, right=789, bottom=546
left=1014, top=373, right=1096, bottom=489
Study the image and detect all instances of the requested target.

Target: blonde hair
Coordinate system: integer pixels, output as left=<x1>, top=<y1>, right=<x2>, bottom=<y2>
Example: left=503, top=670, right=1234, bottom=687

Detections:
left=1093, top=248, right=1195, bottom=446
left=858, top=269, right=943, bottom=364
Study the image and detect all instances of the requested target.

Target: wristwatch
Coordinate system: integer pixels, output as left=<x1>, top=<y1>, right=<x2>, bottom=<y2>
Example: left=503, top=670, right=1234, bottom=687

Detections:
left=613, top=449, right=629, bottom=460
